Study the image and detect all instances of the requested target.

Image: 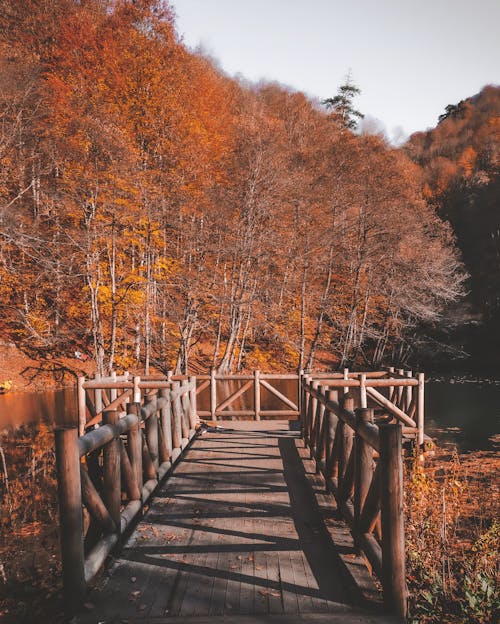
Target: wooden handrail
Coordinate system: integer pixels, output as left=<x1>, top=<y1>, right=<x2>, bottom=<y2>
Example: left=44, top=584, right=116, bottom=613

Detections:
left=56, top=375, right=199, bottom=612
left=301, top=381, right=408, bottom=618
left=60, top=366, right=419, bottom=618
left=194, top=370, right=299, bottom=421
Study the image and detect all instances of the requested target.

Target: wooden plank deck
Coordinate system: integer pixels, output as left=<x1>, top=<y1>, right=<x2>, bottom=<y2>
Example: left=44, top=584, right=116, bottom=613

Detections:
left=76, top=421, right=401, bottom=623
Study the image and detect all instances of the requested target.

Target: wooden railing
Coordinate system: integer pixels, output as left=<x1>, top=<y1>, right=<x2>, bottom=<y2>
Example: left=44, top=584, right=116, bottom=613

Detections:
left=303, top=367, right=425, bottom=446
left=301, top=378, right=407, bottom=617
left=196, top=371, right=299, bottom=420
left=56, top=376, right=197, bottom=610
left=58, top=366, right=424, bottom=615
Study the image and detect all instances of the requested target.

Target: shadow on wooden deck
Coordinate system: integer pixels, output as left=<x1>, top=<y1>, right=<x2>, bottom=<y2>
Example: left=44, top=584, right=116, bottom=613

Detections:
left=75, top=422, right=400, bottom=623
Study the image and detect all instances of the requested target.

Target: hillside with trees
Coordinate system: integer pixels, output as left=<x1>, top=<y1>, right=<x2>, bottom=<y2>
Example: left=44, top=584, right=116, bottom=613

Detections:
left=406, top=85, right=500, bottom=370
left=0, top=0, right=465, bottom=382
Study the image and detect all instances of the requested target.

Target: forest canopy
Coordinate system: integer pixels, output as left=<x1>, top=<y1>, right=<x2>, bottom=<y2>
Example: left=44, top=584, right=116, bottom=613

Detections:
left=0, top=0, right=466, bottom=375
left=405, top=85, right=500, bottom=367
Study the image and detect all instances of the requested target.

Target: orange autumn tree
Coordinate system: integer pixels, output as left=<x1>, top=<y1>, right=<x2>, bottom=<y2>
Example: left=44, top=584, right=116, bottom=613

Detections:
left=0, top=0, right=467, bottom=375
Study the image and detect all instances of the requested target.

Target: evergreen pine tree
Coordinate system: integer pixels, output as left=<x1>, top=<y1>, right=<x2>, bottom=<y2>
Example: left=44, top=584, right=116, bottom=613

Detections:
left=322, top=72, right=364, bottom=130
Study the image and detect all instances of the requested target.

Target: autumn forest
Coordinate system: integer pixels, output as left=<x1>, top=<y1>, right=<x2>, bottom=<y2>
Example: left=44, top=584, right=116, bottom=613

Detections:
left=2, top=0, right=497, bottom=379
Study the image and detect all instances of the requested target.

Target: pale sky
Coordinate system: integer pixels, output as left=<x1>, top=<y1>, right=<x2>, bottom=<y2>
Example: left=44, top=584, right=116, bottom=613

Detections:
left=172, top=0, right=500, bottom=143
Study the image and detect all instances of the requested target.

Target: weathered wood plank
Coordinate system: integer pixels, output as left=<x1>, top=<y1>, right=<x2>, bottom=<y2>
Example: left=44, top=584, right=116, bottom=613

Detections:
left=75, top=422, right=387, bottom=623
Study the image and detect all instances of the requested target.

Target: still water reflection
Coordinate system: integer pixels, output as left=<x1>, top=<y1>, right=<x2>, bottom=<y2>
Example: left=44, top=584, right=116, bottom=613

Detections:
left=425, top=380, right=500, bottom=452
left=0, top=380, right=498, bottom=451
left=0, top=387, right=77, bottom=430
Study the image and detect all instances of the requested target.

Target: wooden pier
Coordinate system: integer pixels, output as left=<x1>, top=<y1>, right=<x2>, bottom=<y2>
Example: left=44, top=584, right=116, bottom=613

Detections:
left=56, top=368, right=425, bottom=622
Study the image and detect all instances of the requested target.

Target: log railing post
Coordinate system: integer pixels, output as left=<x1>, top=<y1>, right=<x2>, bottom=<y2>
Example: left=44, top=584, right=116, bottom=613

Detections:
left=396, top=369, right=404, bottom=407
left=405, top=370, right=413, bottom=412
left=189, top=376, right=197, bottom=428
left=94, top=372, right=103, bottom=416
left=110, top=370, right=117, bottom=402
left=354, top=408, right=374, bottom=529
left=102, top=408, right=121, bottom=532
left=171, top=384, right=182, bottom=450
left=254, top=370, right=261, bottom=421
left=144, top=395, right=159, bottom=471
left=303, top=378, right=312, bottom=446
left=133, top=375, right=141, bottom=404
left=160, top=388, right=173, bottom=460
left=127, top=402, right=143, bottom=494
left=388, top=366, right=395, bottom=403
left=55, top=427, right=86, bottom=612
left=417, top=372, right=425, bottom=446
left=379, top=422, right=407, bottom=618
left=338, top=394, right=354, bottom=491
left=158, top=388, right=171, bottom=462
left=301, top=375, right=311, bottom=441
left=314, top=385, right=327, bottom=471
left=308, top=381, right=319, bottom=450
left=77, top=376, right=86, bottom=435
left=360, top=373, right=367, bottom=409
left=297, top=369, right=304, bottom=419
left=312, top=384, right=325, bottom=461
left=180, top=380, right=190, bottom=440
left=324, top=389, right=339, bottom=481
left=210, top=369, right=217, bottom=422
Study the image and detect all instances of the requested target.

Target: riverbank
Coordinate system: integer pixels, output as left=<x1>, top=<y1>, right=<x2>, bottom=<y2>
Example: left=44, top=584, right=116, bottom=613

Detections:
left=406, top=447, right=499, bottom=623
left=0, top=341, right=94, bottom=393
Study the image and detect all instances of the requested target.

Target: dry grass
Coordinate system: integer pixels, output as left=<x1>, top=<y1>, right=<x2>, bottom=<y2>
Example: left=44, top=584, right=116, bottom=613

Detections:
left=0, top=424, right=63, bottom=621
left=1, top=424, right=498, bottom=622
left=405, top=448, right=500, bottom=623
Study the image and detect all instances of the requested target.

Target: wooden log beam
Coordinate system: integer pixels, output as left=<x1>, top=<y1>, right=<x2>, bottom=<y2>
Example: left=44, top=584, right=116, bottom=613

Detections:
left=78, top=377, right=86, bottom=435
left=171, top=386, right=183, bottom=450
left=85, top=389, right=133, bottom=429
left=55, top=427, right=86, bottom=612
left=338, top=435, right=355, bottom=502
left=366, top=386, right=417, bottom=427
left=189, top=376, right=198, bottom=428
left=417, top=373, right=425, bottom=446
left=80, top=465, right=116, bottom=534
left=144, top=395, right=159, bottom=471
left=324, top=389, right=339, bottom=481
left=119, top=438, right=141, bottom=501
left=254, top=370, right=261, bottom=421
left=142, top=437, right=157, bottom=482
left=354, top=409, right=374, bottom=531
left=359, top=463, right=381, bottom=534
left=259, top=379, right=298, bottom=411
left=78, top=413, right=137, bottom=457
left=303, top=383, right=380, bottom=451
left=196, top=379, right=210, bottom=395
left=83, top=534, right=118, bottom=585
left=326, top=475, right=382, bottom=578
left=158, top=388, right=171, bottom=463
left=380, top=423, right=407, bottom=618
left=210, top=369, right=217, bottom=422
left=179, top=381, right=190, bottom=440
left=127, top=403, right=143, bottom=495
left=311, top=385, right=325, bottom=460
left=102, top=409, right=121, bottom=533
left=216, top=379, right=253, bottom=412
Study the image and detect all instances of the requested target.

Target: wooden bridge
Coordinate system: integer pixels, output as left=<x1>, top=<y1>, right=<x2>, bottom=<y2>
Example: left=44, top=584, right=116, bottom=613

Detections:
left=56, top=368, right=426, bottom=622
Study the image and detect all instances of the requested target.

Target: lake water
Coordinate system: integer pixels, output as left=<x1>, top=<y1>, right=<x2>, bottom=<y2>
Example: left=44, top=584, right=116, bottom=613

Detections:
left=425, top=380, right=500, bottom=451
left=0, top=380, right=499, bottom=452
left=0, top=387, right=77, bottom=431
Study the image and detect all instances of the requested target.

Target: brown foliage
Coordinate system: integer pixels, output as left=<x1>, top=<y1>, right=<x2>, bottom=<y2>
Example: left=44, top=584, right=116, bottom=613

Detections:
left=0, top=1, right=466, bottom=377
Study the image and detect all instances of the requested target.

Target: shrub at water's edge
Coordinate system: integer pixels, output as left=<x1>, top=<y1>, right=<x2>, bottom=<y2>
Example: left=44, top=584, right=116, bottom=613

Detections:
left=405, top=449, right=499, bottom=622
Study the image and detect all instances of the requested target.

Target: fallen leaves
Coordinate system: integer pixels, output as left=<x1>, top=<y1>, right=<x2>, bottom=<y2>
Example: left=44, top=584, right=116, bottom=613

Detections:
left=258, top=589, right=281, bottom=598
left=128, top=590, right=141, bottom=602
